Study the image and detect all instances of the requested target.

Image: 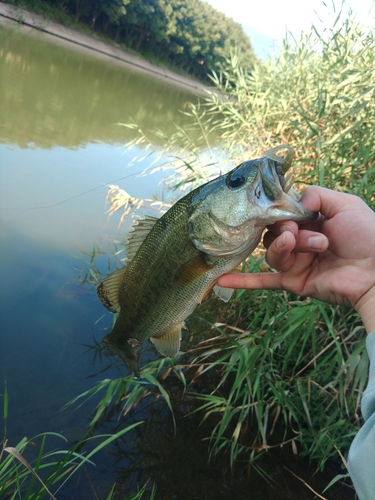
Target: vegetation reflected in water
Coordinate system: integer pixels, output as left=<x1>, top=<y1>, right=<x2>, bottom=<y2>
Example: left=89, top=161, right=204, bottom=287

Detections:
left=0, top=23, right=202, bottom=149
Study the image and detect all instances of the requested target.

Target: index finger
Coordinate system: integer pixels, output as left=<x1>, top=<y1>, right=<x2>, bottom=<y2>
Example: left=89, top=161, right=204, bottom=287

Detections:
left=217, top=272, right=284, bottom=290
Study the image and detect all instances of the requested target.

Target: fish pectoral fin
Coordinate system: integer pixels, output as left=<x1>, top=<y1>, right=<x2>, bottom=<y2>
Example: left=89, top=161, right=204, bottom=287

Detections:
left=213, top=285, right=234, bottom=303
left=97, top=267, right=126, bottom=313
left=174, top=254, right=213, bottom=286
left=151, top=324, right=183, bottom=358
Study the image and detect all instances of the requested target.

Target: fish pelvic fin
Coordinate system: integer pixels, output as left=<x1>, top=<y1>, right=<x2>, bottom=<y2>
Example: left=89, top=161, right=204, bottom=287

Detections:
left=198, top=281, right=233, bottom=304
left=102, top=335, right=141, bottom=378
left=151, top=324, right=184, bottom=358
left=213, top=285, right=234, bottom=302
left=97, top=267, right=127, bottom=313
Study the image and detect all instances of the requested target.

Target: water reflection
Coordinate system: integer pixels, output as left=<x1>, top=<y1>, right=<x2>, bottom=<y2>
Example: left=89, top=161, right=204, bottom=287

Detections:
left=0, top=143, right=164, bottom=250
left=0, top=23, right=201, bottom=149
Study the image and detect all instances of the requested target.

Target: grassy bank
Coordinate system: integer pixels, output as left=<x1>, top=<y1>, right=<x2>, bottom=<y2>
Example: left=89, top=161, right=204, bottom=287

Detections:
left=1, top=0, right=256, bottom=83
left=0, top=0, right=199, bottom=82
left=3, top=0, right=91, bottom=32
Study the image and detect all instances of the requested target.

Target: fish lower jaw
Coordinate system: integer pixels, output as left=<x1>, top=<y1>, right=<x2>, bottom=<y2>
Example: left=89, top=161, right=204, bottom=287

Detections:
left=265, top=204, right=317, bottom=223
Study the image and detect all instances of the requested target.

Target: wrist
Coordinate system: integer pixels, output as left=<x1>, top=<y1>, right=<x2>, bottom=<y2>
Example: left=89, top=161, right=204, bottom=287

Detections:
left=356, top=287, right=375, bottom=334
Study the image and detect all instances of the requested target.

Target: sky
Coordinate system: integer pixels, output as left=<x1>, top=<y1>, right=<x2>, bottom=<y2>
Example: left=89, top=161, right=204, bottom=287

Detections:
left=204, top=0, right=374, bottom=58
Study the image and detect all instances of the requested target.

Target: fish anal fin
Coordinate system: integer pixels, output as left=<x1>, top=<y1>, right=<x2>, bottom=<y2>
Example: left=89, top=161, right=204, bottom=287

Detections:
left=97, top=267, right=126, bottom=313
left=174, top=254, right=213, bottom=286
left=151, top=324, right=184, bottom=358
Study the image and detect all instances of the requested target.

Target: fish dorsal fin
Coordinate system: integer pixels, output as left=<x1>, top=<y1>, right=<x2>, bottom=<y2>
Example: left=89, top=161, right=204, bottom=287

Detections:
left=150, top=324, right=184, bottom=357
left=97, top=267, right=126, bottom=313
left=213, top=285, right=234, bottom=303
left=126, top=216, right=159, bottom=263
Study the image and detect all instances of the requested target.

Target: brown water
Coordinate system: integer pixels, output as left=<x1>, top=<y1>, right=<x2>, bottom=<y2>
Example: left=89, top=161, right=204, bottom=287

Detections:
left=0, top=19, right=354, bottom=500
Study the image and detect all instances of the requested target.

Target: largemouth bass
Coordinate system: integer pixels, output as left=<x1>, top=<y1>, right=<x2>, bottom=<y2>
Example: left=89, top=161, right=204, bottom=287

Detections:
left=97, top=145, right=317, bottom=376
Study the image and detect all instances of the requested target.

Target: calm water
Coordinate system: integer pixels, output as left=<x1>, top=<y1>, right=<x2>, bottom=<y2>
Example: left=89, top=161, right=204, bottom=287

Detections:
left=0, top=19, right=354, bottom=500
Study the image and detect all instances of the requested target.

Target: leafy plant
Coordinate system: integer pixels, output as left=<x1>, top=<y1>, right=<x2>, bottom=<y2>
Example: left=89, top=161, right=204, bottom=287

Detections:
left=7, top=0, right=256, bottom=81
left=187, top=261, right=368, bottom=470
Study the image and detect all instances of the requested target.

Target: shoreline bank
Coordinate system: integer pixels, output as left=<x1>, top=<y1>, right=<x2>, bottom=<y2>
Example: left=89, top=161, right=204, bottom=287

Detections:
left=0, top=2, right=211, bottom=96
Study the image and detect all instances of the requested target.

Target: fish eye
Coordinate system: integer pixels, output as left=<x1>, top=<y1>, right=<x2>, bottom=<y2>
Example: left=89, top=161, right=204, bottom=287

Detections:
left=226, top=172, right=246, bottom=189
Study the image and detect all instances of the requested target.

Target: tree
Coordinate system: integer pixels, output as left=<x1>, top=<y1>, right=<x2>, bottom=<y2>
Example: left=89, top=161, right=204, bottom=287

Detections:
left=38, top=0, right=257, bottom=82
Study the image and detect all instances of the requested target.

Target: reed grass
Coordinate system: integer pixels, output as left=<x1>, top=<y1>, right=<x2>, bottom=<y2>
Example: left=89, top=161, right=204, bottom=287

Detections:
left=205, top=15, right=375, bottom=203
left=187, top=263, right=368, bottom=469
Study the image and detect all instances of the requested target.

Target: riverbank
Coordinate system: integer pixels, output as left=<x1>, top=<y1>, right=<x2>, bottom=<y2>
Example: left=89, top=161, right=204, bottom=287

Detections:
left=0, top=2, right=211, bottom=96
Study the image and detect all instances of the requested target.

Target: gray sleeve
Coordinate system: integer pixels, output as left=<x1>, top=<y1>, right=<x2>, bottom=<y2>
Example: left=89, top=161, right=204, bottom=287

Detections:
left=348, top=332, right=375, bottom=500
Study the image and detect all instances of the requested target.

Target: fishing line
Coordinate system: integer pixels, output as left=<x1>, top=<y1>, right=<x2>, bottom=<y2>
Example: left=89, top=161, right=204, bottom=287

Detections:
left=0, top=169, right=145, bottom=211
left=1, top=146, right=224, bottom=211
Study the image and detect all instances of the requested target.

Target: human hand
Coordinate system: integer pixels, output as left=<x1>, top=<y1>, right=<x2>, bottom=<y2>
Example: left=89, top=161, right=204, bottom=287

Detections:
left=218, top=186, right=375, bottom=333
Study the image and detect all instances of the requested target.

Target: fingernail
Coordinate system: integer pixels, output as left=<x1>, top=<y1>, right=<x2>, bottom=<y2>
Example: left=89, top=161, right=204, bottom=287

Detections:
left=277, top=232, right=287, bottom=248
left=307, top=235, right=326, bottom=251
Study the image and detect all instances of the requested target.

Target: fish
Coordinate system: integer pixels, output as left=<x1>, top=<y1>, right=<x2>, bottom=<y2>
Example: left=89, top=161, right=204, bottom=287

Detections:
left=97, top=145, right=317, bottom=376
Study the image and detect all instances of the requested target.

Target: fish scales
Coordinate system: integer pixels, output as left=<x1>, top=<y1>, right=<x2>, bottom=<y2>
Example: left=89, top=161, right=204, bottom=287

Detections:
left=115, top=195, right=200, bottom=340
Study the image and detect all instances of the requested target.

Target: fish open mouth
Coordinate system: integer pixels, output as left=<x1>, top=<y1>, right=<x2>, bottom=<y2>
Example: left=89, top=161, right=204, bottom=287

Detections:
left=264, top=144, right=301, bottom=200
left=260, top=145, right=317, bottom=222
